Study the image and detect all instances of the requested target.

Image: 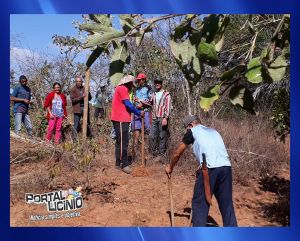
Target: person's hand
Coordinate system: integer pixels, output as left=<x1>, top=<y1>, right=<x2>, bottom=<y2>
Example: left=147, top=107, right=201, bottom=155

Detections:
left=134, top=97, right=138, bottom=102
left=140, top=111, right=145, bottom=117
left=162, top=118, right=168, bottom=126
left=23, top=99, right=30, bottom=104
left=165, top=164, right=172, bottom=178
left=49, top=112, right=54, bottom=119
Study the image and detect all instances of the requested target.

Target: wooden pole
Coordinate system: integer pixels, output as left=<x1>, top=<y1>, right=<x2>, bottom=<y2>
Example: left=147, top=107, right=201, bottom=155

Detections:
left=132, top=113, right=135, bottom=163
left=82, top=68, right=90, bottom=140
left=168, top=175, right=175, bottom=227
left=141, top=116, right=145, bottom=166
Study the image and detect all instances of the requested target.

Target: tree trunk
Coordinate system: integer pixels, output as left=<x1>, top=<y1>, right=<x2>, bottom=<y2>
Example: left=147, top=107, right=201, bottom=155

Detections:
left=185, top=79, right=192, bottom=115
left=83, top=68, right=90, bottom=140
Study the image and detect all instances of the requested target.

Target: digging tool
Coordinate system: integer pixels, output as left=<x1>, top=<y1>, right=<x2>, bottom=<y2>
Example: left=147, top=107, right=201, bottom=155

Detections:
left=168, top=174, right=175, bottom=227
left=141, top=115, right=145, bottom=166
left=189, top=209, right=193, bottom=226
left=132, top=113, right=135, bottom=163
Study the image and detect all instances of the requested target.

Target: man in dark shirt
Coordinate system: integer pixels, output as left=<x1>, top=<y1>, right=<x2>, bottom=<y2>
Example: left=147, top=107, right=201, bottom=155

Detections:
left=10, top=75, right=33, bottom=136
left=70, top=76, right=92, bottom=138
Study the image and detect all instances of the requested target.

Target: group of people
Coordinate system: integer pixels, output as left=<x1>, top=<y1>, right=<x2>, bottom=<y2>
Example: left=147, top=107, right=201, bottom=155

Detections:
left=11, top=75, right=96, bottom=143
left=110, top=74, right=171, bottom=174
left=11, top=73, right=237, bottom=227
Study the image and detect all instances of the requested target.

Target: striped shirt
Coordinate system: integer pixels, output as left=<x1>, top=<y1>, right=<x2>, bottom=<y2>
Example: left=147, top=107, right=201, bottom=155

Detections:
left=151, top=90, right=171, bottom=119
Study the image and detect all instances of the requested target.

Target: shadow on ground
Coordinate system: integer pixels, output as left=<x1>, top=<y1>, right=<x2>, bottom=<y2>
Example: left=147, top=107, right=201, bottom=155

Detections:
left=259, top=175, right=290, bottom=226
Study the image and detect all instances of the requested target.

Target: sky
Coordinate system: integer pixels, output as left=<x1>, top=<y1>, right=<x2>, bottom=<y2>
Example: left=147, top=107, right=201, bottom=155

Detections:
left=10, top=14, right=87, bottom=62
left=9, top=14, right=125, bottom=98
left=10, top=14, right=162, bottom=79
left=10, top=14, right=159, bottom=55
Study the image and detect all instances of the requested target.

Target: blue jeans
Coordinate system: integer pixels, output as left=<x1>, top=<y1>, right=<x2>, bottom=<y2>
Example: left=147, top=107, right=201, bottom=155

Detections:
left=73, top=113, right=92, bottom=137
left=14, top=113, right=33, bottom=136
left=192, top=166, right=237, bottom=227
left=149, top=118, right=169, bottom=155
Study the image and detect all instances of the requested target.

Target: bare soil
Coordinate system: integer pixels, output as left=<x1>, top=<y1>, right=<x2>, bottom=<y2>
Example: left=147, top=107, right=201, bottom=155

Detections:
left=10, top=137, right=290, bottom=227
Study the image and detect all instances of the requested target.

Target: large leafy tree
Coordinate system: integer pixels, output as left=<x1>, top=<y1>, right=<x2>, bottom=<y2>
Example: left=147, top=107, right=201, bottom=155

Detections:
left=56, top=14, right=290, bottom=138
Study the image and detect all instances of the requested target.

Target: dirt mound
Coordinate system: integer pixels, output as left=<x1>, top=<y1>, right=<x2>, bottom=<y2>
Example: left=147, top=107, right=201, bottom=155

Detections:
left=132, top=165, right=151, bottom=177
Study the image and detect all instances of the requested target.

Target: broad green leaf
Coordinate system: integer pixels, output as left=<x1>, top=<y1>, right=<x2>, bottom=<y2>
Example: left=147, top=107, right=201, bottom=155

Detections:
left=172, top=15, right=195, bottom=41
left=214, top=15, right=230, bottom=51
left=197, top=42, right=218, bottom=66
left=229, top=85, right=255, bottom=113
left=84, top=31, right=125, bottom=48
left=215, top=36, right=224, bottom=52
left=200, top=84, right=221, bottom=111
left=79, top=23, right=115, bottom=34
left=245, top=57, right=263, bottom=84
left=119, top=14, right=136, bottom=34
left=109, top=41, right=129, bottom=86
left=89, top=14, right=111, bottom=27
left=267, top=55, right=288, bottom=82
left=260, top=47, right=268, bottom=59
left=170, top=38, right=203, bottom=87
left=220, top=64, right=246, bottom=81
left=86, top=46, right=105, bottom=68
left=201, top=14, right=229, bottom=42
left=282, top=45, right=290, bottom=58
left=170, top=39, right=201, bottom=75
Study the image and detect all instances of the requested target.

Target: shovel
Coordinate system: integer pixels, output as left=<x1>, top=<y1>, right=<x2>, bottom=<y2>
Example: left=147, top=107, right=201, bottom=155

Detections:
left=141, top=116, right=145, bottom=166
left=132, top=113, right=135, bottom=163
left=168, top=174, right=175, bottom=226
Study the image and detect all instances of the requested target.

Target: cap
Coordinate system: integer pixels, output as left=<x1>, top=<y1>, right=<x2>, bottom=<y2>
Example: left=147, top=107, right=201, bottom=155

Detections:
left=136, top=73, right=147, bottom=80
left=183, top=115, right=198, bottom=128
left=118, top=75, right=136, bottom=86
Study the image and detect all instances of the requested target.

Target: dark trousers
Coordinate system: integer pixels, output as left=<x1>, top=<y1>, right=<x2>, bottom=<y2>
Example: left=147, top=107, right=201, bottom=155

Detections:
left=149, top=118, right=169, bottom=155
left=192, top=166, right=237, bottom=227
left=113, top=121, right=130, bottom=168
left=74, top=113, right=92, bottom=137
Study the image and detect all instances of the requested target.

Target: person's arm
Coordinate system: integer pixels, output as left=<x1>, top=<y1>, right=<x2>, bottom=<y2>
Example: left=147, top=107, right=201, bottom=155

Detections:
left=163, top=93, right=171, bottom=119
left=10, top=96, right=30, bottom=103
left=123, top=99, right=143, bottom=116
left=70, top=89, right=82, bottom=104
left=165, top=142, right=187, bottom=175
left=44, top=93, right=53, bottom=118
left=47, top=107, right=53, bottom=118
left=10, top=87, right=29, bottom=104
left=165, top=129, right=194, bottom=175
left=162, top=93, right=171, bottom=126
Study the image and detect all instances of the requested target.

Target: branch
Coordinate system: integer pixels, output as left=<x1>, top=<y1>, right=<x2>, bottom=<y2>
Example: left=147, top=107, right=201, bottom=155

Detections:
left=245, top=31, right=259, bottom=60
left=227, top=148, right=273, bottom=160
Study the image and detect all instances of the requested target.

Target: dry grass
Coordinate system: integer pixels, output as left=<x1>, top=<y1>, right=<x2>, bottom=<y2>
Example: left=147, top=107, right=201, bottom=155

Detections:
left=168, top=113, right=290, bottom=185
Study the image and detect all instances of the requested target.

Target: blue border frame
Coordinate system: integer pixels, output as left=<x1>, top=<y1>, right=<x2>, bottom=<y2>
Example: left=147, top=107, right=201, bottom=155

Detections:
left=1, top=1, right=299, bottom=241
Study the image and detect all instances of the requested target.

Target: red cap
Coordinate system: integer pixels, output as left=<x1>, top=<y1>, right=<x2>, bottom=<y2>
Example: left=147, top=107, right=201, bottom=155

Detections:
left=136, top=73, right=146, bottom=80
